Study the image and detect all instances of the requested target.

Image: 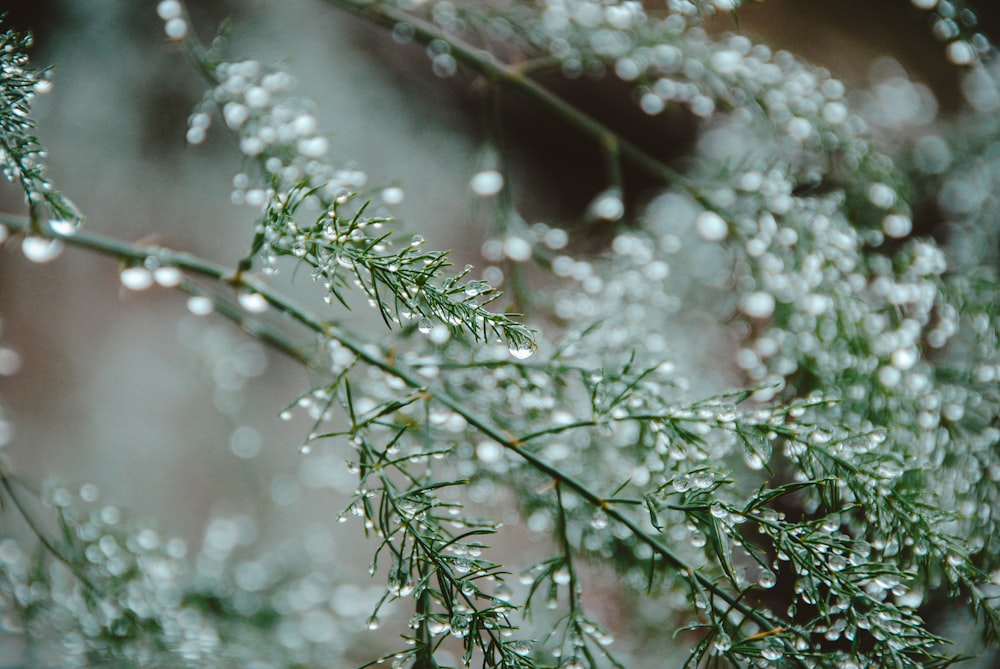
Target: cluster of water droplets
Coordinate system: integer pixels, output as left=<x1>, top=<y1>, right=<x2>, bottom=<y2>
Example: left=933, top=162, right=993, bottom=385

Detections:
left=0, top=481, right=401, bottom=666
left=198, top=58, right=340, bottom=197
left=156, top=0, right=189, bottom=41
left=184, top=43, right=535, bottom=353
left=909, top=0, right=994, bottom=67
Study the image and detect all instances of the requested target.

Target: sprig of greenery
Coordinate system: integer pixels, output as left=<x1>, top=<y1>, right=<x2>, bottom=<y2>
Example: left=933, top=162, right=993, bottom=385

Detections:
left=178, top=23, right=536, bottom=354
left=0, top=27, right=79, bottom=230
left=2, top=2, right=1000, bottom=668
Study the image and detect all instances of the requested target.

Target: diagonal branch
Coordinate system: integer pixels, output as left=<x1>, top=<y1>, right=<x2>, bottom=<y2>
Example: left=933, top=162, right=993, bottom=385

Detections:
left=317, top=0, right=703, bottom=198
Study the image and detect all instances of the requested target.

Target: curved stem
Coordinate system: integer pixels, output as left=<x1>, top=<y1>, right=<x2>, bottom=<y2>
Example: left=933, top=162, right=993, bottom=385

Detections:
left=316, top=0, right=704, bottom=200
left=0, top=470, right=100, bottom=595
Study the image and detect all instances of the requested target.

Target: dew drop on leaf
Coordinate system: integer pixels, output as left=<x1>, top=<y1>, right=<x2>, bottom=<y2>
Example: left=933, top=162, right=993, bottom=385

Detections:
left=48, top=219, right=78, bottom=236
left=761, top=645, right=784, bottom=661
left=508, top=640, right=532, bottom=656
left=744, top=450, right=765, bottom=470
left=671, top=476, right=692, bottom=492
left=508, top=343, right=534, bottom=360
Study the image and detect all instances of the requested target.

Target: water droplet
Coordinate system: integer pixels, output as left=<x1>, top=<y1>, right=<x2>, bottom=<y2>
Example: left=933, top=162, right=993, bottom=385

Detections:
left=187, top=295, right=213, bottom=316
left=79, top=483, right=99, bottom=503
left=476, top=441, right=503, bottom=463
left=417, top=317, right=433, bottom=334
left=381, top=187, right=404, bottom=205
left=22, top=236, right=63, bottom=263
left=508, top=640, right=532, bottom=656
left=671, top=476, right=692, bottom=492
left=890, top=346, right=918, bottom=370
left=164, top=17, right=188, bottom=40
left=786, top=117, right=813, bottom=141
left=238, top=291, right=269, bottom=313
left=713, top=632, right=732, bottom=653
left=299, top=444, right=312, bottom=455
left=470, top=169, right=503, bottom=197
left=508, top=343, right=534, bottom=360
left=691, top=471, right=714, bottom=489
left=427, top=619, right=450, bottom=635
left=450, top=614, right=470, bottom=637
left=279, top=410, right=293, bottom=421
left=590, top=510, right=609, bottom=530
left=744, top=451, right=765, bottom=470
left=0, top=348, right=21, bottom=376
left=120, top=266, right=154, bottom=290
left=428, top=325, right=453, bottom=347
left=758, top=569, right=777, bottom=589
left=868, top=427, right=888, bottom=445
left=432, top=52, right=457, bottom=78
left=810, top=427, right=833, bottom=444
left=882, top=214, right=912, bottom=239
left=48, top=219, right=78, bottom=236
left=739, top=291, right=775, bottom=319
left=503, top=235, right=532, bottom=262
left=553, top=566, right=571, bottom=585
left=695, top=211, right=728, bottom=241
left=367, top=616, right=380, bottom=630
left=589, top=188, right=624, bottom=221
left=153, top=266, right=182, bottom=287
left=157, top=0, right=182, bottom=20
left=761, top=644, right=784, bottom=661
left=946, top=40, right=975, bottom=65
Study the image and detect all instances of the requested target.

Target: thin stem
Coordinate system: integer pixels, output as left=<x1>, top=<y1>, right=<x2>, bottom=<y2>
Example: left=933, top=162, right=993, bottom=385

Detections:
left=0, top=470, right=100, bottom=595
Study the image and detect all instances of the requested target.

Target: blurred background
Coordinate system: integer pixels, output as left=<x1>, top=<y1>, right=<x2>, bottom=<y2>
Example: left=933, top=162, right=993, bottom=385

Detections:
left=0, top=0, right=995, bottom=666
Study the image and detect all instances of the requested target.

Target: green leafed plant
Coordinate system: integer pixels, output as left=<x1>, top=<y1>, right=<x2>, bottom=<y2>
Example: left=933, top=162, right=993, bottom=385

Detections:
left=1, top=1, right=999, bottom=668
